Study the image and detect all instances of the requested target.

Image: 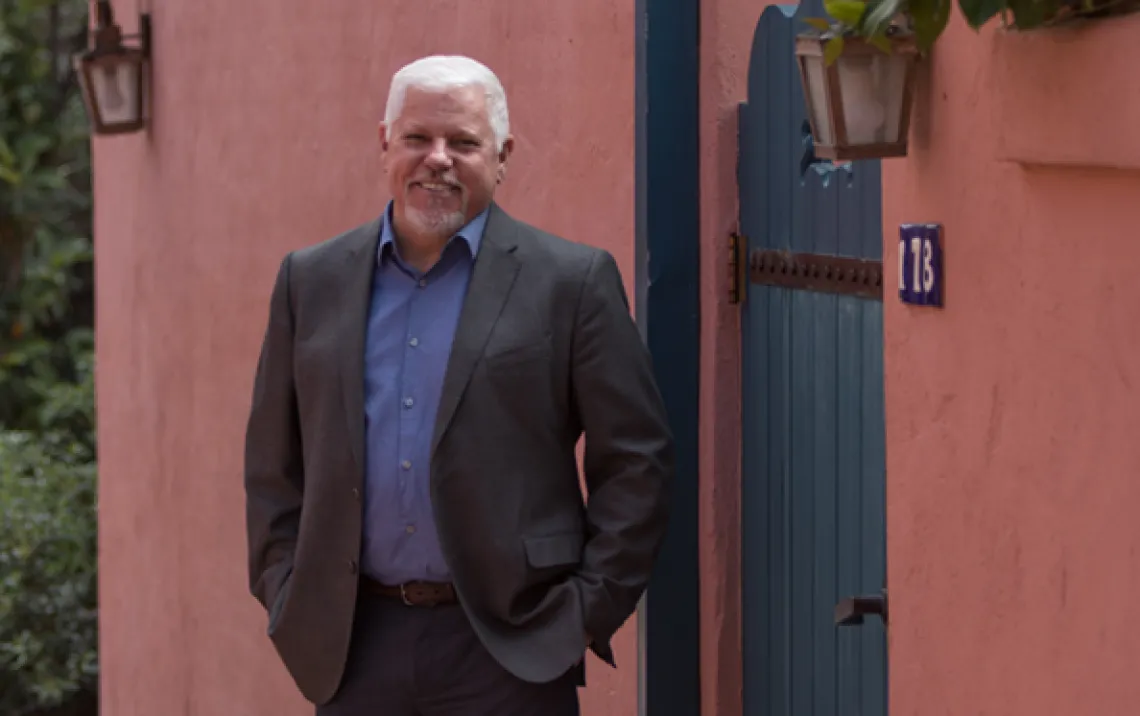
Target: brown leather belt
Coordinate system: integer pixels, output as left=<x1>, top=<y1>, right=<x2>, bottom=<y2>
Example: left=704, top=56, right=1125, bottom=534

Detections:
left=360, top=576, right=457, bottom=607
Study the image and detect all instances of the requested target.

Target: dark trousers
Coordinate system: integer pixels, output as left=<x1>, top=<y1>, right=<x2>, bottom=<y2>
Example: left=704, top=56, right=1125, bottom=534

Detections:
left=316, top=592, right=580, bottom=716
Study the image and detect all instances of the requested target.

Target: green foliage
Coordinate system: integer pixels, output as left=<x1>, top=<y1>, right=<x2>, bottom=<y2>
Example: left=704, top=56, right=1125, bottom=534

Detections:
left=806, top=0, right=1138, bottom=56
left=0, top=401, right=97, bottom=713
left=804, top=0, right=948, bottom=61
left=0, top=0, right=97, bottom=714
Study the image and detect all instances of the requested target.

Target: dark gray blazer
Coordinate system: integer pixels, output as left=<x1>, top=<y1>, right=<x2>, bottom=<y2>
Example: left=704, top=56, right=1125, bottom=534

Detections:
left=244, top=202, right=674, bottom=705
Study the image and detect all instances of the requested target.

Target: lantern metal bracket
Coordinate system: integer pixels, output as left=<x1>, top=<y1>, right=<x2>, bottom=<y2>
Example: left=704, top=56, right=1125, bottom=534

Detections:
left=91, top=1, right=150, bottom=59
left=131, top=14, right=152, bottom=60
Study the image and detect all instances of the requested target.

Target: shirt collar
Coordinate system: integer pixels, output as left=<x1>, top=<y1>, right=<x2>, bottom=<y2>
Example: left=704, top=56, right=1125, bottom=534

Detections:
left=377, top=201, right=489, bottom=265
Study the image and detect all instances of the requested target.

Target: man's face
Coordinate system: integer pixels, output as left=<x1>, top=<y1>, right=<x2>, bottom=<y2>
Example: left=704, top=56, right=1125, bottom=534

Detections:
left=380, top=85, right=511, bottom=239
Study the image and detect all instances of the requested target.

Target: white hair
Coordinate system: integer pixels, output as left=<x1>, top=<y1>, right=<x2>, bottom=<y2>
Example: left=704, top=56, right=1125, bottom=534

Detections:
left=383, top=55, right=511, bottom=151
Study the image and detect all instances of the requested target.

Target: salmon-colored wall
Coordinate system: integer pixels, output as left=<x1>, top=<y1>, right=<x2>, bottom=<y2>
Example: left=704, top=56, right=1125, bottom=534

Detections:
left=884, top=14, right=1140, bottom=715
left=697, top=0, right=770, bottom=714
left=94, top=2, right=637, bottom=714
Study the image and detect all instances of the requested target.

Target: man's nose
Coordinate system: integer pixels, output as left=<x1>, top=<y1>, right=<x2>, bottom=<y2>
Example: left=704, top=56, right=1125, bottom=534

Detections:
left=424, top=139, right=453, bottom=168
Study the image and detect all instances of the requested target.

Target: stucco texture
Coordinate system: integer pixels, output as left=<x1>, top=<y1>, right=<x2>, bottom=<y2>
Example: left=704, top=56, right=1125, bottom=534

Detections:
left=883, top=13, right=1140, bottom=716
left=697, top=0, right=772, bottom=713
left=94, top=1, right=636, bottom=714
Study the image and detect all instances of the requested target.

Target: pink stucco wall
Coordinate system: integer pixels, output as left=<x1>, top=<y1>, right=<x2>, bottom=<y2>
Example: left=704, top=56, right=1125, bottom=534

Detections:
left=698, top=1, right=769, bottom=715
left=883, top=14, right=1140, bottom=716
left=94, top=1, right=637, bottom=714
left=697, top=5, right=1140, bottom=715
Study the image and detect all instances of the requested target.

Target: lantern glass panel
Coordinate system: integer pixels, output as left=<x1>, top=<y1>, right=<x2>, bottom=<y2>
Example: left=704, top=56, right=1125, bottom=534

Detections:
left=91, top=54, right=141, bottom=126
left=835, top=50, right=909, bottom=145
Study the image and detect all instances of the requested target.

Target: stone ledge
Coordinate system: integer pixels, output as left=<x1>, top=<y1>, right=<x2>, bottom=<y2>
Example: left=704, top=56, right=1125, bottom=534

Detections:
left=992, top=12, right=1140, bottom=170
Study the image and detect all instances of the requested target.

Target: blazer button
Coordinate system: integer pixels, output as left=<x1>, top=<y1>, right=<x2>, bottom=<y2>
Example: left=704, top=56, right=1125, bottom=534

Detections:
left=351, top=487, right=360, bottom=501
left=348, top=559, right=358, bottom=575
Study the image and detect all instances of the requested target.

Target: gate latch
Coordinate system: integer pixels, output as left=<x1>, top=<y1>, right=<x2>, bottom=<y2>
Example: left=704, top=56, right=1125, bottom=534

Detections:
left=835, top=588, right=888, bottom=627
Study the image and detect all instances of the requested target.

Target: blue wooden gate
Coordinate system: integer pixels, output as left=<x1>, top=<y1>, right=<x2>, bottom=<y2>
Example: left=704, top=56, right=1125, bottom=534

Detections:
left=738, top=3, right=888, bottom=715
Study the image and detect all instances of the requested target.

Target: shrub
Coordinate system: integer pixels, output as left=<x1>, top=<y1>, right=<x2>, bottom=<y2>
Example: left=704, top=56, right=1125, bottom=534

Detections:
left=0, top=403, right=98, bottom=714
left=0, top=0, right=97, bottom=713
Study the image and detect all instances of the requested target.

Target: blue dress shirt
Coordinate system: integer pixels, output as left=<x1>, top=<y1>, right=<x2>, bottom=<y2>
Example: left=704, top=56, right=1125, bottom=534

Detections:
left=360, top=203, right=488, bottom=585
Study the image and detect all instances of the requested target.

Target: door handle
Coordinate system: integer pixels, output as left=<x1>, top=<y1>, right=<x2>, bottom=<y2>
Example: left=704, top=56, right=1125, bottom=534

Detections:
left=835, top=588, right=888, bottom=627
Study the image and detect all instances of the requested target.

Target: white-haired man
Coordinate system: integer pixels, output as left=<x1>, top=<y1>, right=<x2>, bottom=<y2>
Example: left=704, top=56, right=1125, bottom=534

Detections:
left=243, top=54, right=674, bottom=715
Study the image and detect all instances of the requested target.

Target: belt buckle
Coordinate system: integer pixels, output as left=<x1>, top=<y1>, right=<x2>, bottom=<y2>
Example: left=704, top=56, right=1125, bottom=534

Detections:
left=399, top=583, right=415, bottom=606
left=400, top=582, right=440, bottom=607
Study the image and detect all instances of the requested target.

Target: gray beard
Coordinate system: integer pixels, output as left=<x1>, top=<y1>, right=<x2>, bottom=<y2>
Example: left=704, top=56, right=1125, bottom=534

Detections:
left=404, top=206, right=466, bottom=239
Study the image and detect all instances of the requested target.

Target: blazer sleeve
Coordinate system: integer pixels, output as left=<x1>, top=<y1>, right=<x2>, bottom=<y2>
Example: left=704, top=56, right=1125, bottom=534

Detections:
left=244, top=252, right=305, bottom=613
left=570, top=249, right=675, bottom=649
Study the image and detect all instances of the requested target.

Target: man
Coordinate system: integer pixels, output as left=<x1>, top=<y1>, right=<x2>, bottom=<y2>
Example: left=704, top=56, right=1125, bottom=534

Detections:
left=244, top=54, right=673, bottom=716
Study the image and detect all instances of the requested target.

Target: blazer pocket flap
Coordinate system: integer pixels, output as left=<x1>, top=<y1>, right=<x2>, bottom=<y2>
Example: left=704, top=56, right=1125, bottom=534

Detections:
left=523, top=533, right=584, bottom=569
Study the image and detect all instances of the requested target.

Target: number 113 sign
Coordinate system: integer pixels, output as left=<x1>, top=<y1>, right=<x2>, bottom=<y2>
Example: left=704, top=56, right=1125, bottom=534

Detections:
left=898, top=223, right=943, bottom=307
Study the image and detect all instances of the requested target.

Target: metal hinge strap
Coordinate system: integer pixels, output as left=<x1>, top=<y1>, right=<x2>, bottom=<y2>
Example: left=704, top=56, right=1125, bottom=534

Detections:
left=728, top=232, right=747, bottom=305
left=749, top=247, right=883, bottom=301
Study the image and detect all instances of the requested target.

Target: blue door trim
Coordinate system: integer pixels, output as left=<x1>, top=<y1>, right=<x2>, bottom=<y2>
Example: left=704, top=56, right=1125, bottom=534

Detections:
left=635, top=0, right=701, bottom=710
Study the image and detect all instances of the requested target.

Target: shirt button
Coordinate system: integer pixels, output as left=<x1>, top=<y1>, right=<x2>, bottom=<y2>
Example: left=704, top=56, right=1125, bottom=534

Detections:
left=418, top=279, right=427, bottom=288
left=406, top=525, right=416, bottom=534
left=401, top=460, right=412, bottom=470
left=403, top=397, right=414, bottom=408
left=409, top=337, right=419, bottom=347
left=348, top=559, right=358, bottom=574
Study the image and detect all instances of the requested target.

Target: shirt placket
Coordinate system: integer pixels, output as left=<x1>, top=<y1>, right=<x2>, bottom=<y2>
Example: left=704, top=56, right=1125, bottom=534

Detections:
left=396, top=271, right=427, bottom=535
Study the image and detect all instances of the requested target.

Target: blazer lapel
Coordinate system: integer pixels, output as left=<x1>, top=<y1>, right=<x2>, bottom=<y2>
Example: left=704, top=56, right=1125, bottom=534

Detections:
left=338, top=216, right=382, bottom=477
left=431, top=204, right=521, bottom=456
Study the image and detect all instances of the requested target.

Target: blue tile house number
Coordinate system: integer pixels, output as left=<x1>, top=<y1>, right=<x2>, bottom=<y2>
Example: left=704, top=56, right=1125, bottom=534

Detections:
left=898, top=223, right=944, bottom=307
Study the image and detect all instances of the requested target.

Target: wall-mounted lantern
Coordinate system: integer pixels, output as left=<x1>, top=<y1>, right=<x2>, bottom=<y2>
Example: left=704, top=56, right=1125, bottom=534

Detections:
left=73, top=1, right=151, bottom=135
left=795, top=35, right=917, bottom=161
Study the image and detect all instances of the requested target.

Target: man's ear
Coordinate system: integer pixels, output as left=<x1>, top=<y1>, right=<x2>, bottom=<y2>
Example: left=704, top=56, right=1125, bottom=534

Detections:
left=496, top=136, right=515, bottom=184
left=379, top=122, right=390, bottom=152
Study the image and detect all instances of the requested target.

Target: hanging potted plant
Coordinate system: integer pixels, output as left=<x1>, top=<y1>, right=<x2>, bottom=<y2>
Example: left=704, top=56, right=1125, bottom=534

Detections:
left=795, top=0, right=935, bottom=161
left=962, top=0, right=1140, bottom=29
left=796, top=0, right=1138, bottom=161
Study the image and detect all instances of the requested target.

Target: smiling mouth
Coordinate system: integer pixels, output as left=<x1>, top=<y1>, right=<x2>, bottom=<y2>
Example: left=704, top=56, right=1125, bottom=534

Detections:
left=412, top=181, right=460, bottom=194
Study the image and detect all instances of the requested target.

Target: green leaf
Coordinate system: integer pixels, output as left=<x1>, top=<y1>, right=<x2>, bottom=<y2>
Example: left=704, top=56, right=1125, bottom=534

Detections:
left=0, top=165, right=20, bottom=185
left=824, top=36, right=846, bottom=65
left=0, top=137, right=14, bottom=166
left=958, top=0, right=1007, bottom=28
left=867, top=33, right=894, bottom=53
left=862, top=0, right=904, bottom=36
left=1005, top=0, right=1050, bottom=27
left=910, top=0, right=953, bottom=50
left=803, top=16, right=834, bottom=30
left=824, top=0, right=868, bottom=25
